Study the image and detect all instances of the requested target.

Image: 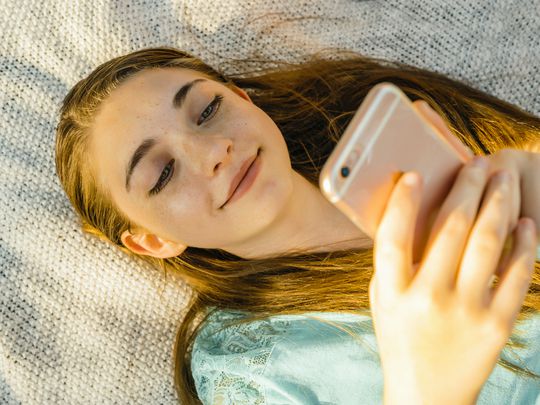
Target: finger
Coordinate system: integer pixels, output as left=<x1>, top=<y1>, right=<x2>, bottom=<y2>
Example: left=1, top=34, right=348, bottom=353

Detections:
left=373, top=171, right=422, bottom=296
left=490, top=217, right=537, bottom=330
left=483, top=149, right=521, bottom=233
left=515, top=150, right=540, bottom=245
left=493, top=233, right=515, bottom=279
left=457, top=170, right=512, bottom=307
left=416, top=157, right=489, bottom=291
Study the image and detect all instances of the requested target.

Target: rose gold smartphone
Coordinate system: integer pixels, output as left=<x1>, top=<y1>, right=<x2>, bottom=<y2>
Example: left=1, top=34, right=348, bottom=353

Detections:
left=319, top=82, right=473, bottom=262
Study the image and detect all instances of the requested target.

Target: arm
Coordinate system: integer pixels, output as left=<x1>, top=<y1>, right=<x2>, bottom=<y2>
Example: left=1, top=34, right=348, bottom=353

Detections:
left=370, top=161, right=536, bottom=405
left=416, top=100, right=539, bottom=246
left=374, top=105, right=539, bottom=405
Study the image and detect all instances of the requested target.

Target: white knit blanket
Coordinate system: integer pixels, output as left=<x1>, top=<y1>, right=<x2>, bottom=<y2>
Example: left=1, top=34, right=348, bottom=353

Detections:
left=1, top=1, right=539, bottom=404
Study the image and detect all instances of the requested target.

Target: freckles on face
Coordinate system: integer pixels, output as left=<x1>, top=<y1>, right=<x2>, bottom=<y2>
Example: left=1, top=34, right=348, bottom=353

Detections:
left=89, top=67, right=294, bottom=249
left=150, top=189, right=216, bottom=242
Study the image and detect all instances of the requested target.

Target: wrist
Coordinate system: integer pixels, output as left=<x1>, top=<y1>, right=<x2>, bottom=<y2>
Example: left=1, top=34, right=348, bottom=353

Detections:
left=383, top=392, right=478, bottom=405
left=383, top=382, right=479, bottom=405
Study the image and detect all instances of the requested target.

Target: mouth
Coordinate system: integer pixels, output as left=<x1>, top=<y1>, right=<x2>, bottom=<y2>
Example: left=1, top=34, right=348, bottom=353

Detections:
left=220, top=148, right=261, bottom=208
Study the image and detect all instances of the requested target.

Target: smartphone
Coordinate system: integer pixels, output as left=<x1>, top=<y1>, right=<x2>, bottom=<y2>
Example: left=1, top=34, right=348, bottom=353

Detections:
left=319, top=82, right=473, bottom=262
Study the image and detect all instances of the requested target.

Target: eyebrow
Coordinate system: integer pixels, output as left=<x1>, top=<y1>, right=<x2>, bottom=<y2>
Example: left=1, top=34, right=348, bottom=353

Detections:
left=125, top=78, right=207, bottom=192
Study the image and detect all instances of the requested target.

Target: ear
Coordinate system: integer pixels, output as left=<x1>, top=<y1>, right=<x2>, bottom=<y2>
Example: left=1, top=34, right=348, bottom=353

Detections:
left=230, top=85, right=253, bottom=103
left=120, top=229, right=187, bottom=258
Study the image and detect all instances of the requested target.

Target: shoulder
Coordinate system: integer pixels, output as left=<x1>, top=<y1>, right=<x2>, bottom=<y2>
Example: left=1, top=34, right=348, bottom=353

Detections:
left=190, top=308, right=377, bottom=404
left=190, top=308, right=294, bottom=404
left=193, top=308, right=293, bottom=354
left=192, top=308, right=373, bottom=356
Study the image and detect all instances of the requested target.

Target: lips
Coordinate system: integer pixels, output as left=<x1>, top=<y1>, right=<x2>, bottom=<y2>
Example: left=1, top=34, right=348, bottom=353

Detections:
left=223, top=152, right=258, bottom=206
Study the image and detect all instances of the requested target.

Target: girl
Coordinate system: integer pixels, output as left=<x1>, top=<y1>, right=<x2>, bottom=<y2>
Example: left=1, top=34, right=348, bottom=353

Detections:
left=55, top=47, right=539, bottom=404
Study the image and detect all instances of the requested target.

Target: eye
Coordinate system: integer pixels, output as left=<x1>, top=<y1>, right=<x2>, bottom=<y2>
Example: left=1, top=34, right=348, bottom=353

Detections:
left=147, top=94, right=224, bottom=197
left=149, top=159, right=175, bottom=196
left=197, top=94, right=223, bottom=125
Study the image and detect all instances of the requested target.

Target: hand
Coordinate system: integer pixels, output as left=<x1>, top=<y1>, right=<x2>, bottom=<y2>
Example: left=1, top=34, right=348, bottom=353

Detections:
left=415, top=100, right=540, bottom=246
left=481, top=148, right=540, bottom=247
left=370, top=159, right=538, bottom=405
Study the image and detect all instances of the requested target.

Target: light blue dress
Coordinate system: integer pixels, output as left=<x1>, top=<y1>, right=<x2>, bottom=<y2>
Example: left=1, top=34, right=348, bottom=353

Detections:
left=191, top=247, right=540, bottom=404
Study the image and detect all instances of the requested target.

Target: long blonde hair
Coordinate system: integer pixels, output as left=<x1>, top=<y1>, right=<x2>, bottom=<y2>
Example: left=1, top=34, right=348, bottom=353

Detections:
left=55, top=46, right=540, bottom=404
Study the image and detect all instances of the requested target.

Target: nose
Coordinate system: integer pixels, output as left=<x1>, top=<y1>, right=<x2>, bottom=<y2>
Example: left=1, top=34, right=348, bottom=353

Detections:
left=186, top=136, right=233, bottom=177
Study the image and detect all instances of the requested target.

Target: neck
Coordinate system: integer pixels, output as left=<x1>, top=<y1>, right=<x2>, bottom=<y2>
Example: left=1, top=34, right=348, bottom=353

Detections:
left=224, top=170, right=373, bottom=260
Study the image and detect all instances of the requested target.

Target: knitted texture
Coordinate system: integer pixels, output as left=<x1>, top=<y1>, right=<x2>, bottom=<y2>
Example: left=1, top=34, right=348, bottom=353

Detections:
left=0, top=1, right=538, bottom=404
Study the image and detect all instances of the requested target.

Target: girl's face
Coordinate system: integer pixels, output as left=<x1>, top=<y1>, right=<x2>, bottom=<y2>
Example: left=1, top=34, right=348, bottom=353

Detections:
left=89, top=67, right=294, bottom=252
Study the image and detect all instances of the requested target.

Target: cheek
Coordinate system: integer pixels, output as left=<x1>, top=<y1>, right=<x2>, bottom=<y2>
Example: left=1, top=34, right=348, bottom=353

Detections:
left=223, top=151, right=293, bottom=219
left=155, top=193, right=197, bottom=223
left=150, top=189, right=214, bottom=239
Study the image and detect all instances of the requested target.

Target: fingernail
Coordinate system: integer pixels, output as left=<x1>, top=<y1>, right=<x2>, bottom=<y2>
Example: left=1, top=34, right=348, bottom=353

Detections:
left=494, top=170, right=511, bottom=182
left=403, top=172, right=419, bottom=186
left=520, top=218, right=535, bottom=234
left=472, top=156, right=488, bottom=168
left=418, top=100, right=432, bottom=111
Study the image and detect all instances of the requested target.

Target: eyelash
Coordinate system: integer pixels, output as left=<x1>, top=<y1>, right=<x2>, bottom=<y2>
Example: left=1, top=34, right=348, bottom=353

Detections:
left=149, top=94, right=224, bottom=196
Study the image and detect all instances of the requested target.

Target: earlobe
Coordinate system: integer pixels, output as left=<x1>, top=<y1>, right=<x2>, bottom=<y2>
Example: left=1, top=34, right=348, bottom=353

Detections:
left=120, top=229, right=187, bottom=258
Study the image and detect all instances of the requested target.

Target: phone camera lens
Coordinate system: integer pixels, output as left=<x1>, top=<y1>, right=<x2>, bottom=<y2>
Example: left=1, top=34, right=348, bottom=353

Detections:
left=340, top=167, right=350, bottom=178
